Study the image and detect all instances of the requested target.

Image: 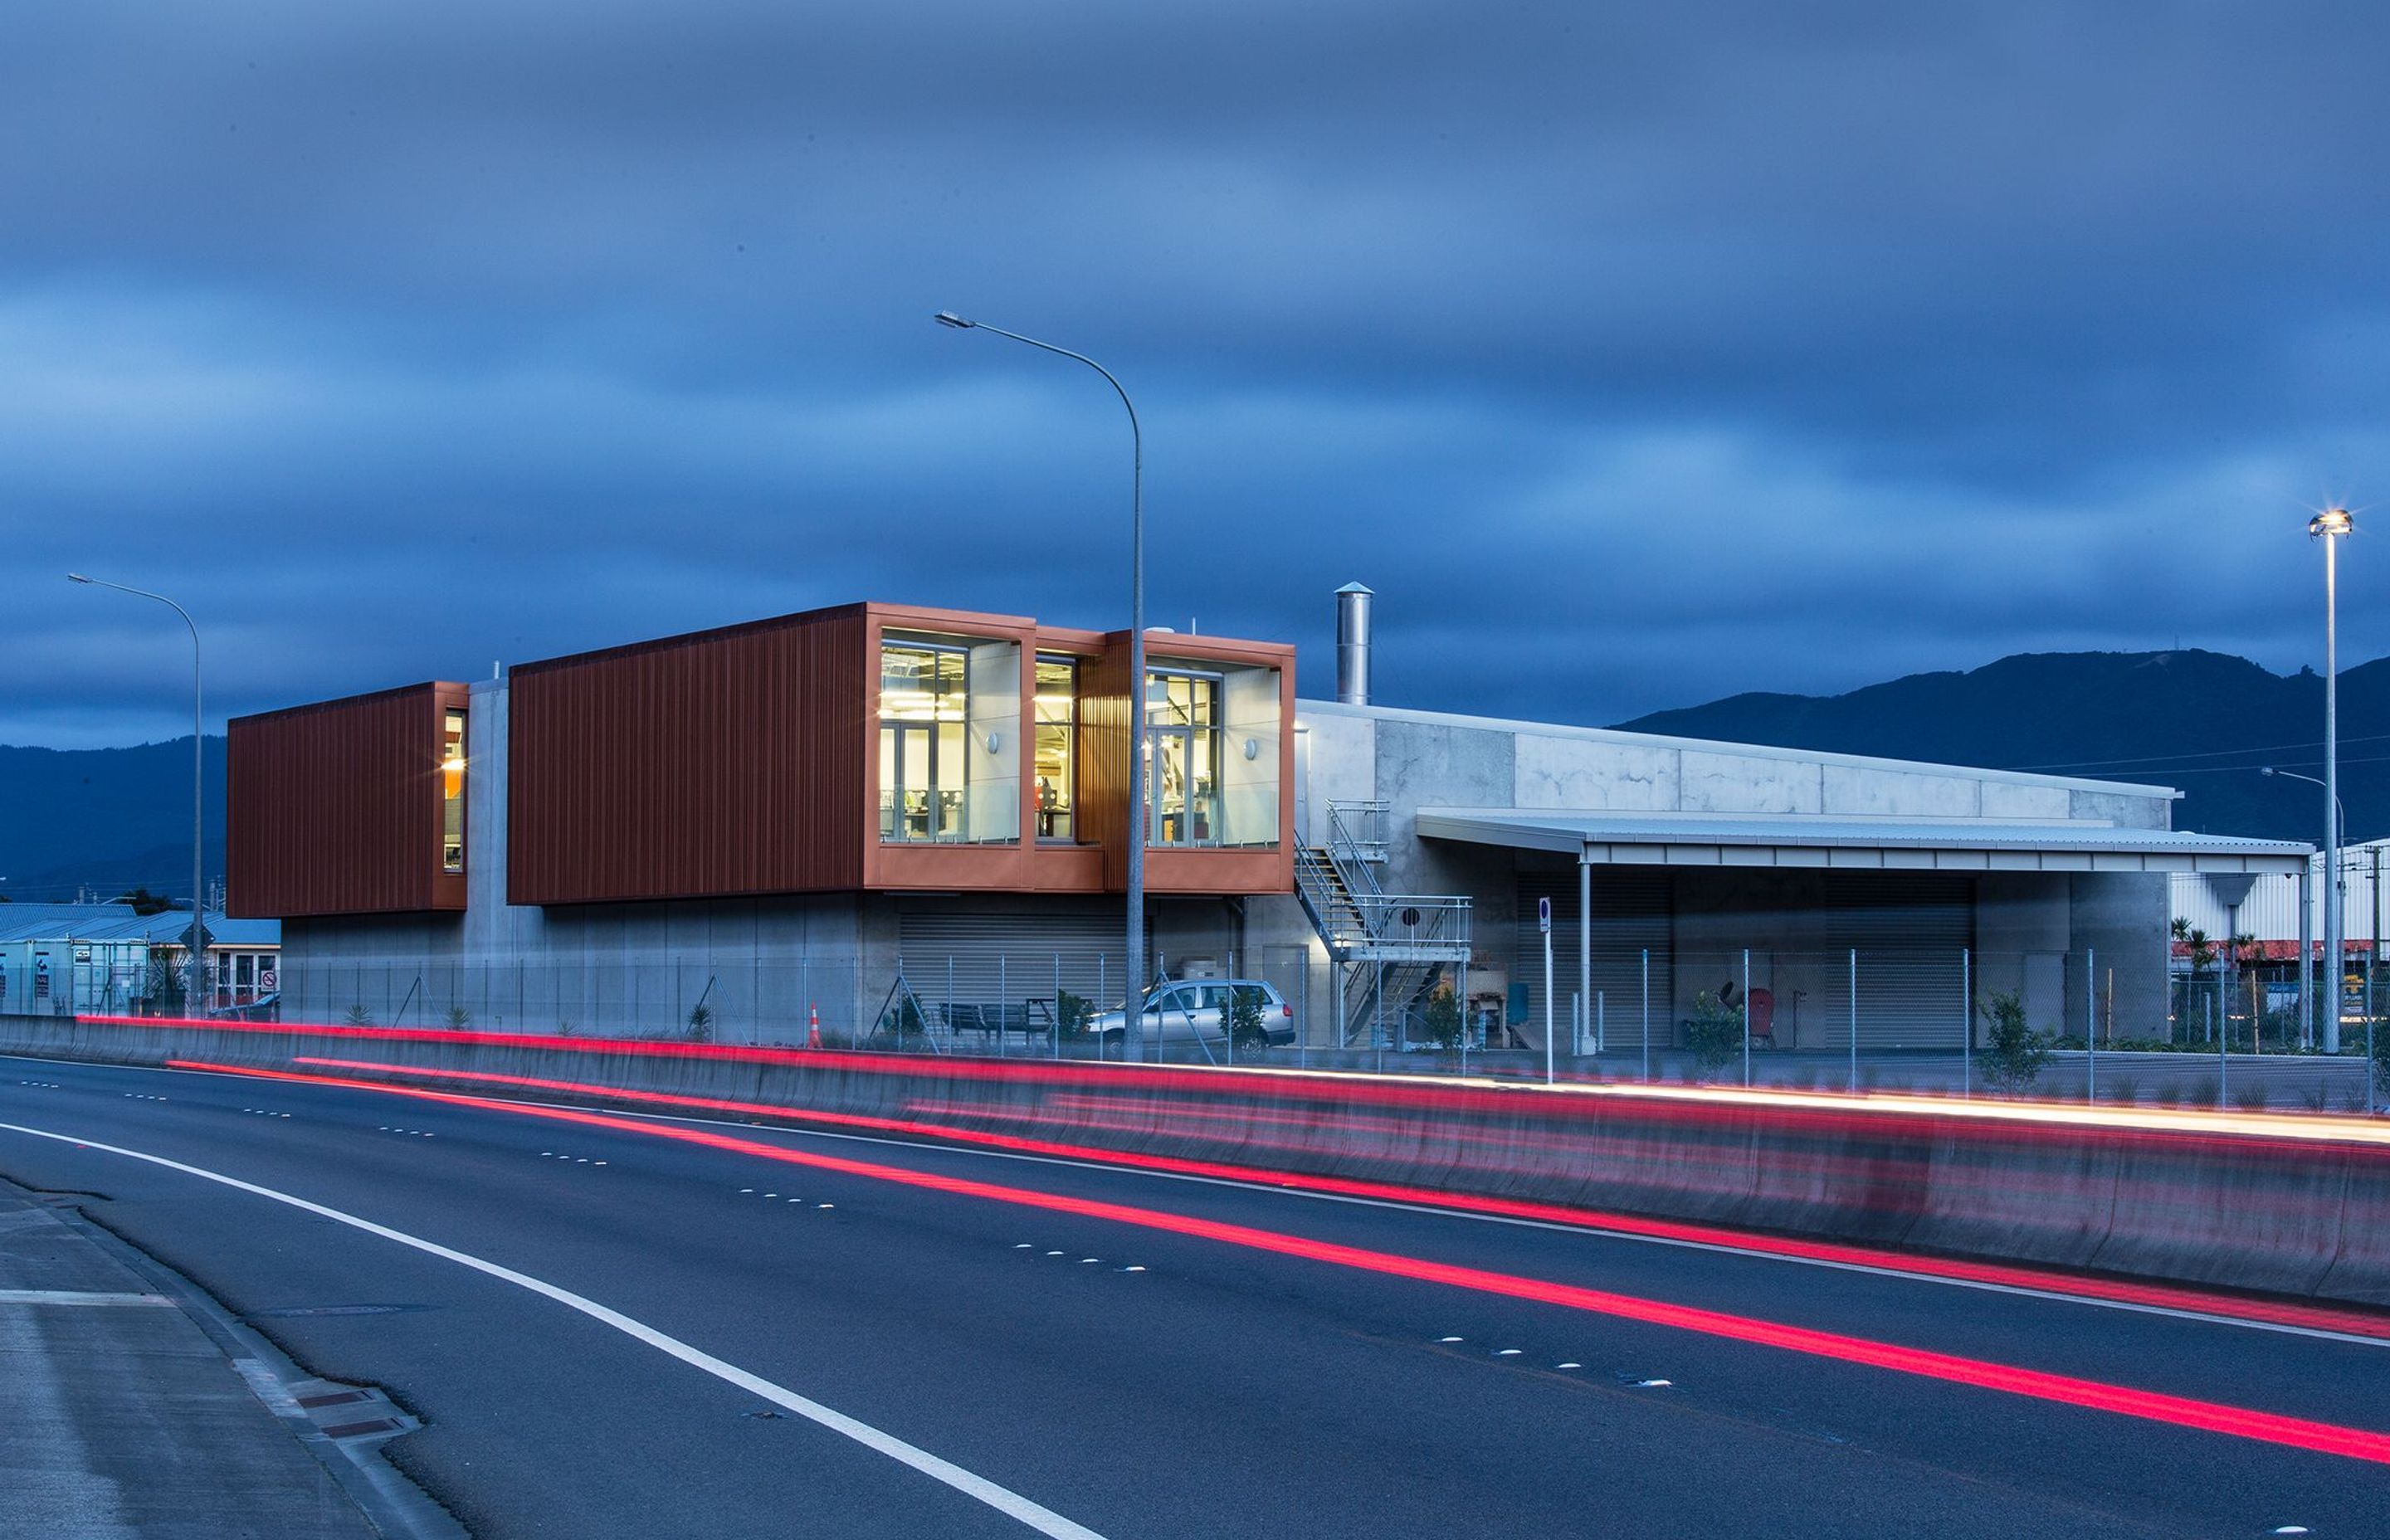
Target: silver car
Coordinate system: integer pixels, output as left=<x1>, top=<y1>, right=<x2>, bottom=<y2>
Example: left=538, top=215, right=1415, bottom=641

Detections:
left=1090, top=979, right=1297, bottom=1052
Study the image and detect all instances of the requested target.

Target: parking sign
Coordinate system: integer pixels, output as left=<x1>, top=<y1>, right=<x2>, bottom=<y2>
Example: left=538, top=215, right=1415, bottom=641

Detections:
left=1537, top=895, right=1551, bottom=934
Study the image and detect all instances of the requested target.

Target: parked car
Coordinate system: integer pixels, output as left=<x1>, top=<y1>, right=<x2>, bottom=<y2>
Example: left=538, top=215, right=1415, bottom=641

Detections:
left=1090, top=978, right=1296, bottom=1050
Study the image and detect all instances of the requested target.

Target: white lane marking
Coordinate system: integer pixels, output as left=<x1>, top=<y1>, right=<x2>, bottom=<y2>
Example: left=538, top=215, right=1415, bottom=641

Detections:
left=0, top=1289, right=174, bottom=1308
left=634, top=1117, right=2390, bottom=1351
left=34, top=1055, right=2390, bottom=1352
left=1556, top=1362, right=1582, bottom=1370
left=0, top=1118, right=1108, bottom=1540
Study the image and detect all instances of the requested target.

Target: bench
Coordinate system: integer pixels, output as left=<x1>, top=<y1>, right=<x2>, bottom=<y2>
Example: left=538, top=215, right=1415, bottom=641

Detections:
left=938, top=1001, right=1049, bottom=1045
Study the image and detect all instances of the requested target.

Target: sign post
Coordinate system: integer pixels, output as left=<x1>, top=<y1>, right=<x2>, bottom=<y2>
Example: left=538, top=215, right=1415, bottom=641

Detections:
left=1539, top=896, right=1554, bottom=1085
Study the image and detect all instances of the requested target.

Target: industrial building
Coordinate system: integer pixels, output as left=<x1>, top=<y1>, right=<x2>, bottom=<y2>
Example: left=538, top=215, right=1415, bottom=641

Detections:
left=229, top=590, right=2310, bottom=1055
left=0, top=902, right=280, bottom=1017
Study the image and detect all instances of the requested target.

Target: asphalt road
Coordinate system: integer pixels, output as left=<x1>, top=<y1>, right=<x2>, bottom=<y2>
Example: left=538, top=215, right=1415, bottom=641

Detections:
left=2, top=1052, right=2386, bottom=1540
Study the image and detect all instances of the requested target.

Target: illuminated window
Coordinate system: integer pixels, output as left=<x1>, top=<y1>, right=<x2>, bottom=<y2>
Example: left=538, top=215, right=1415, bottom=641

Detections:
left=441, top=708, right=466, bottom=873
left=880, top=641, right=971, bottom=841
left=1145, top=668, right=1222, bottom=846
left=1034, top=655, right=1077, bottom=841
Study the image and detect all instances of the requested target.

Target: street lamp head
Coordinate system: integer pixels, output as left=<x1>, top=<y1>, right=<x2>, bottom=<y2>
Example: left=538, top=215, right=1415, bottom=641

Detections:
left=933, top=311, right=976, bottom=329
left=2311, top=507, right=2354, bottom=539
left=66, top=573, right=91, bottom=584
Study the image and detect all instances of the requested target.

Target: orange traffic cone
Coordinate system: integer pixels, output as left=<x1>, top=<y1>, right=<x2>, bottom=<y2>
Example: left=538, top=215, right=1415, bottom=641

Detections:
left=807, top=1006, right=822, bottom=1050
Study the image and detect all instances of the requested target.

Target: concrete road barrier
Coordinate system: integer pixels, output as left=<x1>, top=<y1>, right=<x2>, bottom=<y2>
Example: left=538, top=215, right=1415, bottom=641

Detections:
left=11, top=1012, right=2390, bottom=1309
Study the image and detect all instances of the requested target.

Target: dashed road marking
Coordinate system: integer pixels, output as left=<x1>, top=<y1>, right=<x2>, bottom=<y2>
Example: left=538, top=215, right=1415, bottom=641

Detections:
left=0, top=1117, right=1110, bottom=1540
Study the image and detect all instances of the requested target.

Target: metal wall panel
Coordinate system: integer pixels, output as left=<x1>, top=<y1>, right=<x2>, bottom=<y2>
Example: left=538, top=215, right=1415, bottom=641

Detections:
left=507, top=607, right=868, bottom=905
left=227, top=682, right=466, bottom=918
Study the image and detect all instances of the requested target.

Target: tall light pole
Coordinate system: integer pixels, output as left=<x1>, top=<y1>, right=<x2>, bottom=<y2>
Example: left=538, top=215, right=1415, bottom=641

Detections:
left=69, top=573, right=207, bottom=1014
left=2264, top=764, right=2343, bottom=1047
left=934, top=312, right=1149, bottom=1060
left=2312, top=507, right=2354, bottom=1053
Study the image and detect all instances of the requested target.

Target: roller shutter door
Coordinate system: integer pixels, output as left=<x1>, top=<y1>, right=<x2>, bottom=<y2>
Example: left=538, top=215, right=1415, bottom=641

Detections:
left=1514, top=869, right=1672, bottom=1050
left=1813, top=875, right=1972, bottom=1051
left=898, top=909, right=1141, bottom=1016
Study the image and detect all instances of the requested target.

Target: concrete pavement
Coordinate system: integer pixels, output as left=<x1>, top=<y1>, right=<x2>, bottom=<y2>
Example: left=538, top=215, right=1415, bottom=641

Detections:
left=0, top=1173, right=407, bottom=1539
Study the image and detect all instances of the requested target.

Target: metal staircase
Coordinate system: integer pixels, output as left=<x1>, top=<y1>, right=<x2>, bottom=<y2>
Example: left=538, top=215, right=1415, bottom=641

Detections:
left=1294, top=801, right=1472, bottom=1046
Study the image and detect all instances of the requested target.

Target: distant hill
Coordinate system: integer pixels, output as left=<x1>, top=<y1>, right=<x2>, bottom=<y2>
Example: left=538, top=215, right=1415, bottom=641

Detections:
left=1615, top=650, right=2388, bottom=845
left=0, top=738, right=227, bottom=903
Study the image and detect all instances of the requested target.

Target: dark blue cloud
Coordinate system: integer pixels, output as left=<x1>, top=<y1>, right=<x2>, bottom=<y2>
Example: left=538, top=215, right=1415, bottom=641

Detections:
left=7, top=2, right=2390, bottom=746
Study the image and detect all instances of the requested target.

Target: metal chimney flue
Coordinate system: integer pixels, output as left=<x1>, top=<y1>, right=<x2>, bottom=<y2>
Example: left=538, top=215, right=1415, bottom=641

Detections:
left=1335, top=582, right=1373, bottom=705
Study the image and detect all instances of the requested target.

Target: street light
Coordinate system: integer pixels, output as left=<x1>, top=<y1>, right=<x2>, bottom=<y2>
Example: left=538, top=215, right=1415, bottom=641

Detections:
left=2311, top=507, right=2355, bottom=1052
left=934, top=312, right=1150, bottom=1061
left=69, top=573, right=207, bottom=1014
left=2266, top=763, right=2346, bottom=1050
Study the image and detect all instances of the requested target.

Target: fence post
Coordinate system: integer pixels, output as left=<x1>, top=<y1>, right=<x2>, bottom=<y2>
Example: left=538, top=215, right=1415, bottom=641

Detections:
left=1960, top=948, right=1972, bottom=1100
left=997, top=955, right=1007, bottom=1059
left=1741, top=947, right=1752, bottom=1088
left=1848, top=948, right=1858, bottom=1094
left=2085, top=946, right=2097, bottom=1104
left=1298, top=953, right=1309, bottom=1070
left=1641, top=948, right=1651, bottom=1083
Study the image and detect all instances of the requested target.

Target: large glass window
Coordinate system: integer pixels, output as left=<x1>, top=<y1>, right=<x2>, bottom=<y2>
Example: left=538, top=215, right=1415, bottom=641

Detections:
left=880, top=641, right=971, bottom=841
left=441, top=708, right=466, bottom=873
left=1146, top=668, right=1222, bottom=846
left=1034, top=655, right=1077, bottom=841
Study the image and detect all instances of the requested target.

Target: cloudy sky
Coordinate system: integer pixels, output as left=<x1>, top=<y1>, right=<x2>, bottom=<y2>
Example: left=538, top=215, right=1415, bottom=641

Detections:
left=8, top=2, right=2390, bottom=747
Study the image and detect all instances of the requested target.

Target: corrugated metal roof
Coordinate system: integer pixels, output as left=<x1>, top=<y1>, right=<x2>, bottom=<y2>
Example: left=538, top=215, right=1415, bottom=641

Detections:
left=0, top=907, right=278, bottom=947
left=1416, top=808, right=2311, bottom=874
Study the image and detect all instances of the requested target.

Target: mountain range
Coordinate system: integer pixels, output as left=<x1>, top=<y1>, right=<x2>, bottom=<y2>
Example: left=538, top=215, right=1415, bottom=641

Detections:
left=0, top=648, right=2369, bottom=903
left=1614, top=650, right=2377, bottom=845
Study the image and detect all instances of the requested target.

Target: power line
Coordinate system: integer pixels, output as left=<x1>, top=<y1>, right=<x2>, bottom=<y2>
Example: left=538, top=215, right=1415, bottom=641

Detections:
left=2007, top=731, right=2390, bottom=774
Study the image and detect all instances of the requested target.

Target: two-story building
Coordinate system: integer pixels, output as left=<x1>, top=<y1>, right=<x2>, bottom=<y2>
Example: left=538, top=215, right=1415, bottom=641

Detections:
left=230, top=602, right=1294, bottom=1037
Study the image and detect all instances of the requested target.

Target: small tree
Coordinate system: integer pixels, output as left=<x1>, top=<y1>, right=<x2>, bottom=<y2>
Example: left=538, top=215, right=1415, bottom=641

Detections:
left=1682, top=991, right=1744, bottom=1078
left=1977, top=991, right=2052, bottom=1091
left=1418, top=984, right=1464, bottom=1051
left=1055, top=990, right=1093, bottom=1040
left=1227, top=985, right=1269, bottom=1049
left=880, top=995, right=926, bottom=1043
left=444, top=1006, right=473, bottom=1030
left=2373, top=1014, right=2390, bottom=1104
left=2172, top=917, right=2220, bottom=977
left=343, top=1004, right=374, bottom=1026
left=686, top=1001, right=715, bottom=1044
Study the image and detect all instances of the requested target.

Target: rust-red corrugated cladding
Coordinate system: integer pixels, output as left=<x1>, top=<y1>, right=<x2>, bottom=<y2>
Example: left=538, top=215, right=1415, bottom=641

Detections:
left=506, top=605, right=867, bottom=904
left=227, top=682, right=467, bottom=918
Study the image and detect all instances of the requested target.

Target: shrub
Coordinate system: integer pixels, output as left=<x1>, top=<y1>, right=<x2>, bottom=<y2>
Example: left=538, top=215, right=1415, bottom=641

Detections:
left=1417, top=987, right=1463, bottom=1051
left=2232, top=1083, right=2270, bottom=1112
left=1681, top=992, right=1744, bottom=1077
left=880, top=996, right=926, bottom=1042
left=1055, top=990, right=1094, bottom=1040
left=444, top=1006, right=472, bottom=1030
left=686, top=1001, right=715, bottom=1044
left=343, top=1005, right=374, bottom=1026
left=1227, top=986, right=1270, bottom=1049
left=1977, top=992, right=2053, bottom=1092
